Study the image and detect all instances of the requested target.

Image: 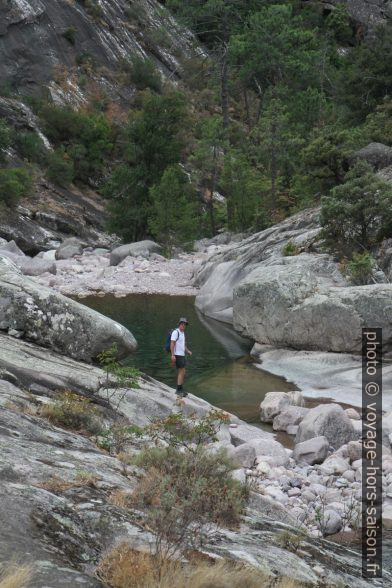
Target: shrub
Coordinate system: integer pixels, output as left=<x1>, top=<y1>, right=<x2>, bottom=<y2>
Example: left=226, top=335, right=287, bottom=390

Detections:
left=97, top=422, right=143, bottom=454
left=14, top=130, right=47, bottom=164
left=40, top=390, right=100, bottom=433
left=282, top=241, right=299, bottom=256
left=346, top=252, right=375, bottom=285
left=46, top=148, right=74, bottom=187
left=146, top=409, right=230, bottom=452
left=130, top=445, right=246, bottom=559
left=98, top=343, right=140, bottom=411
left=320, top=161, right=392, bottom=254
left=0, top=168, right=31, bottom=207
left=62, top=26, right=77, bottom=45
left=127, top=56, right=162, bottom=92
left=37, top=472, right=97, bottom=493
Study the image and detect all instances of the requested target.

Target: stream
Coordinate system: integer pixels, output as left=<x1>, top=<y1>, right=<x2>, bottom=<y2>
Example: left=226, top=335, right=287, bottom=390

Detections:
left=80, top=294, right=295, bottom=436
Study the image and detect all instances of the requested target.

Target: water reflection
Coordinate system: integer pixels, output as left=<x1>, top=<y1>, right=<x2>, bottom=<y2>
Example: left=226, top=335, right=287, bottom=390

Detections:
left=79, top=294, right=295, bottom=423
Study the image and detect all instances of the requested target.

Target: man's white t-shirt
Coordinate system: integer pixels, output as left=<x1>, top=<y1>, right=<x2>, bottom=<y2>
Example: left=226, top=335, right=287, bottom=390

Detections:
left=171, top=329, right=185, bottom=356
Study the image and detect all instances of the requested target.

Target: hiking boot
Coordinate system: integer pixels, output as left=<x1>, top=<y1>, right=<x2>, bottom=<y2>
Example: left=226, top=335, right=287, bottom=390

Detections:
left=180, top=390, right=188, bottom=398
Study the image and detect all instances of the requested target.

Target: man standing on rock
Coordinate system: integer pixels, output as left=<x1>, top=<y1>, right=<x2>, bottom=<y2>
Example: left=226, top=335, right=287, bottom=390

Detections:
left=170, top=318, right=192, bottom=397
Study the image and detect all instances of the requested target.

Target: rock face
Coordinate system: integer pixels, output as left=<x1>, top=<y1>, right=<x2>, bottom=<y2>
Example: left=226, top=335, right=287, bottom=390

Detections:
left=0, top=1, right=197, bottom=100
left=296, top=404, right=357, bottom=450
left=195, top=208, right=392, bottom=354
left=0, top=256, right=137, bottom=361
left=110, top=240, right=163, bottom=266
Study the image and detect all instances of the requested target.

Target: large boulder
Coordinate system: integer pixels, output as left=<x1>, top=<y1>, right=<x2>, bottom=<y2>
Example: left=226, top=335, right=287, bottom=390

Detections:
left=233, top=263, right=392, bottom=353
left=273, top=405, right=309, bottom=432
left=55, top=238, right=84, bottom=260
left=233, top=438, right=289, bottom=468
left=293, top=436, right=329, bottom=465
left=0, top=249, right=56, bottom=276
left=351, top=142, right=392, bottom=170
left=296, top=404, right=357, bottom=449
left=260, top=392, right=291, bottom=423
left=110, top=241, right=162, bottom=266
left=0, top=256, right=137, bottom=362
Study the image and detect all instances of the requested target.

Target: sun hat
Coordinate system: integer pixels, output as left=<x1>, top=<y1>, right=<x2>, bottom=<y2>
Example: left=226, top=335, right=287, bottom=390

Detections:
left=178, top=317, right=189, bottom=325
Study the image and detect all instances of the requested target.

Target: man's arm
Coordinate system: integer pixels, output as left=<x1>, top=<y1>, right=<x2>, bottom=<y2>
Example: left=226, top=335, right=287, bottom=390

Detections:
left=185, top=345, right=192, bottom=356
left=170, top=340, right=176, bottom=360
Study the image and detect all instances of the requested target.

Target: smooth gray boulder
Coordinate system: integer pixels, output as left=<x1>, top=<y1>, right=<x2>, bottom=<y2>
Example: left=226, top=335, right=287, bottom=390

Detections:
left=110, top=241, right=162, bottom=266
left=229, top=423, right=270, bottom=446
left=0, top=239, right=25, bottom=256
left=296, top=404, right=357, bottom=449
left=293, top=436, right=329, bottom=465
left=55, top=238, right=84, bottom=260
left=18, top=257, right=57, bottom=276
left=260, top=391, right=291, bottom=423
left=273, top=406, right=309, bottom=432
left=322, top=509, right=343, bottom=536
left=233, top=438, right=289, bottom=468
left=0, top=256, right=136, bottom=362
left=234, top=264, right=392, bottom=353
left=352, top=142, right=392, bottom=170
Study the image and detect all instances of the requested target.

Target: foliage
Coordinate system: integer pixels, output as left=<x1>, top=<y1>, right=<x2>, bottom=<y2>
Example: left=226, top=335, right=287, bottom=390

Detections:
left=62, top=26, right=77, bottom=45
left=46, top=148, right=74, bottom=187
left=127, top=56, right=162, bottom=92
left=325, top=4, right=352, bottom=45
left=40, top=390, right=101, bottom=433
left=320, top=161, right=392, bottom=253
left=14, top=130, right=47, bottom=164
left=103, top=91, right=188, bottom=241
left=146, top=409, right=230, bottom=452
left=363, top=98, right=392, bottom=145
left=282, top=241, right=300, bottom=257
left=97, top=421, right=143, bottom=454
left=0, top=168, right=31, bottom=207
left=148, top=165, right=199, bottom=252
left=346, top=252, right=375, bottom=285
left=274, top=529, right=306, bottom=554
left=131, top=445, right=246, bottom=560
left=97, top=343, right=140, bottom=411
left=39, top=105, right=113, bottom=184
left=97, top=547, right=288, bottom=588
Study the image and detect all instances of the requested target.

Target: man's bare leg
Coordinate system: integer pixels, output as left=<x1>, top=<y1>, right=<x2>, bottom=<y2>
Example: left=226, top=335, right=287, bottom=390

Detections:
left=177, top=367, right=186, bottom=387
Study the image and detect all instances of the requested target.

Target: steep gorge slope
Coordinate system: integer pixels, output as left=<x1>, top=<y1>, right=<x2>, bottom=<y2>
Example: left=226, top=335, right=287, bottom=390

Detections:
left=0, top=0, right=199, bottom=252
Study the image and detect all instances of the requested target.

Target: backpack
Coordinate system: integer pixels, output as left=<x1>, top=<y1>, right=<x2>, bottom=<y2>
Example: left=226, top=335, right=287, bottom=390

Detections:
left=165, top=328, right=179, bottom=352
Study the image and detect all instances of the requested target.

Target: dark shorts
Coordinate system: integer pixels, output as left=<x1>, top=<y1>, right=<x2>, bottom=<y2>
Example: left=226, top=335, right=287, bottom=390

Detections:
left=175, top=355, right=186, bottom=369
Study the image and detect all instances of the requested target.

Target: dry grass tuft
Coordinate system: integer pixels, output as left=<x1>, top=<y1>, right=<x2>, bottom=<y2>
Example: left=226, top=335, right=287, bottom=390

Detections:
left=96, top=544, right=307, bottom=588
left=0, top=564, right=33, bottom=588
left=37, top=472, right=98, bottom=493
left=108, top=489, right=134, bottom=509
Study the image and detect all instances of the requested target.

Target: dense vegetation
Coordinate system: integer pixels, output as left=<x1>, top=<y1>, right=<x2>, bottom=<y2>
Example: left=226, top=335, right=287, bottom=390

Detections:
left=1, top=0, right=392, bottom=258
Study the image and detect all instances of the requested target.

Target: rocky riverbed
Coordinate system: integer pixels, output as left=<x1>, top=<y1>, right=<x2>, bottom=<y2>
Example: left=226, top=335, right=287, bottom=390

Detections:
left=0, top=332, right=390, bottom=587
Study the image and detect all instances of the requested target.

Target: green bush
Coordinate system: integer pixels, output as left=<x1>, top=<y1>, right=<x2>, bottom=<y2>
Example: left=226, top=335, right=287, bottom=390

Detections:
left=131, top=445, right=246, bottom=559
left=14, top=130, right=47, bottom=164
left=127, top=56, right=162, bottom=92
left=320, top=161, right=392, bottom=253
left=62, top=26, right=77, bottom=45
left=347, top=252, right=375, bottom=285
left=46, top=148, right=74, bottom=187
left=0, top=168, right=31, bottom=207
left=282, top=241, right=300, bottom=256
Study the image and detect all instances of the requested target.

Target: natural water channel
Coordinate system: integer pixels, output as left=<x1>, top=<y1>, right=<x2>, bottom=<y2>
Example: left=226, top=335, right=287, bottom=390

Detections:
left=81, top=294, right=295, bottom=432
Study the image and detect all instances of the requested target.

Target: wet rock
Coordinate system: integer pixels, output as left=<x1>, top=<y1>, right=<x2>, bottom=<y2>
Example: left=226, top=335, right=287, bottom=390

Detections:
left=296, top=403, right=357, bottom=449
